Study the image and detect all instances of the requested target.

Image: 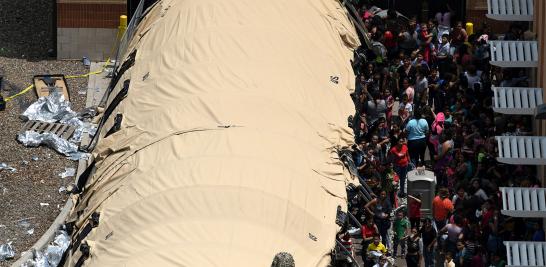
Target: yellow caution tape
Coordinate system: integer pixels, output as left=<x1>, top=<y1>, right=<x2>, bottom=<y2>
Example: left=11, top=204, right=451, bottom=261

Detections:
left=4, top=14, right=126, bottom=103
left=5, top=84, right=35, bottom=102
left=5, top=58, right=110, bottom=102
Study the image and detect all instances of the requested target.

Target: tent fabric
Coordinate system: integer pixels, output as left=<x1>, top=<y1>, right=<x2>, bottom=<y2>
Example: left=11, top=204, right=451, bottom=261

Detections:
left=66, top=0, right=360, bottom=266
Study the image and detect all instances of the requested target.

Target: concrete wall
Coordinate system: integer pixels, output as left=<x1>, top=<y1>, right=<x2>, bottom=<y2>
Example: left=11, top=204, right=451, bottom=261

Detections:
left=57, top=28, right=118, bottom=60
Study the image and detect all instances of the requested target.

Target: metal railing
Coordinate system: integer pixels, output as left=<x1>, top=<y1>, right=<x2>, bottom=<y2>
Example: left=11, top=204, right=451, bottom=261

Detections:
left=489, top=40, right=539, bottom=67
left=495, top=136, right=546, bottom=165
left=487, top=0, right=534, bottom=20
left=500, top=187, right=546, bottom=217
left=492, top=87, right=543, bottom=115
left=504, top=241, right=546, bottom=266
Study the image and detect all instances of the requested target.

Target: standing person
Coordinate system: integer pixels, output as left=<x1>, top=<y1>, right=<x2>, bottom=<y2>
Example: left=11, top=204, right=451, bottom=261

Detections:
left=408, top=194, right=422, bottom=229
left=365, top=190, right=393, bottom=249
left=397, top=57, right=417, bottom=96
left=471, top=178, right=489, bottom=203
left=419, top=22, right=434, bottom=63
left=452, top=185, right=469, bottom=211
left=436, top=34, right=452, bottom=75
left=420, top=218, right=437, bottom=267
left=430, top=0, right=451, bottom=27
left=398, top=94, right=413, bottom=124
left=366, top=91, right=387, bottom=126
left=414, top=69, right=429, bottom=110
left=450, top=21, right=468, bottom=50
left=403, top=77, right=415, bottom=104
left=432, top=188, right=454, bottom=231
left=393, top=210, right=410, bottom=258
left=361, top=216, right=380, bottom=261
left=438, top=215, right=464, bottom=255
left=427, top=67, right=440, bottom=107
left=389, top=137, right=410, bottom=197
left=405, top=227, right=423, bottom=267
left=406, top=108, right=429, bottom=167
left=434, top=129, right=454, bottom=187
left=385, top=89, right=395, bottom=123
left=371, top=33, right=388, bottom=66
left=399, top=25, right=418, bottom=57
left=428, top=111, right=445, bottom=160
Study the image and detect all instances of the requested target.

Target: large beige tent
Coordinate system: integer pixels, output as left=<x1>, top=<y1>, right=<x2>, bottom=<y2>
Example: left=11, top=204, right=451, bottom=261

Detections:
left=65, top=0, right=360, bottom=266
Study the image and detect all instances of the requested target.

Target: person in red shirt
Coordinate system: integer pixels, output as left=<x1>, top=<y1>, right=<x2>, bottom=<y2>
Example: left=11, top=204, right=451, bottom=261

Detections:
left=361, top=216, right=379, bottom=260
left=419, top=22, right=433, bottom=63
left=408, top=193, right=422, bottom=229
left=389, top=136, right=410, bottom=197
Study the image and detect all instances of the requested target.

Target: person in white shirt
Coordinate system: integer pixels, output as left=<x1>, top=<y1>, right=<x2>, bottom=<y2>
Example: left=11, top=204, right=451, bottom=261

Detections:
left=464, top=65, right=482, bottom=91
left=437, top=33, right=452, bottom=74
left=471, top=178, right=489, bottom=202
left=437, top=34, right=452, bottom=59
left=373, top=256, right=389, bottom=267
left=414, top=70, right=428, bottom=109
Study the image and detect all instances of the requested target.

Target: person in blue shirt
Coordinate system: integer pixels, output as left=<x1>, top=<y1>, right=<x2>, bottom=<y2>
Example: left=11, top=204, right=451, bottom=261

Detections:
left=405, top=108, right=429, bottom=168
left=532, top=222, right=545, bottom=241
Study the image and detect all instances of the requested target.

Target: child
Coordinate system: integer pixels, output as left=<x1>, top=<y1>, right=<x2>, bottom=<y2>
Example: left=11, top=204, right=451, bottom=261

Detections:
left=398, top=94, right=413, bottom=124
left=393, top=210, right=410, bottom=258
left=444, top=252, right=455, bottom=267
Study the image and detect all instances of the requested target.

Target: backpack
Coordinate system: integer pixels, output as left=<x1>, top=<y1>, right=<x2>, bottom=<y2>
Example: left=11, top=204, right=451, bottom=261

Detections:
left=372, top=41, right=387, bottom=64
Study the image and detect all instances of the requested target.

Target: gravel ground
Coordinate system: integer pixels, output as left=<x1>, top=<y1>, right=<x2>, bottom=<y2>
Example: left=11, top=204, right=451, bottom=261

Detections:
left=0, top=0, right=55, bottom=59
left=0, top=57, right=89, bottom=266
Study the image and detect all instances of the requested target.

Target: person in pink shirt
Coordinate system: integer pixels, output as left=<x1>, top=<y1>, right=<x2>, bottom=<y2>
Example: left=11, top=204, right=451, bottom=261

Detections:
left=402, top=78, right=414, bottom=104
left=427, top=111, right=445, bottom=161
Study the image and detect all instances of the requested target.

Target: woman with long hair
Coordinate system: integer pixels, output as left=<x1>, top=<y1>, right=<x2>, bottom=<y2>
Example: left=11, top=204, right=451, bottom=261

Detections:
left=434, top=128, right=454, bottom=187
left=365, top=190, right=393, bottom=250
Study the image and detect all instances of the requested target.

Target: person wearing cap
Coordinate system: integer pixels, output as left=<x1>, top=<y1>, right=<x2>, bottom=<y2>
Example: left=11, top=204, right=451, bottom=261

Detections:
left=432, top=188, right=453, bottom=231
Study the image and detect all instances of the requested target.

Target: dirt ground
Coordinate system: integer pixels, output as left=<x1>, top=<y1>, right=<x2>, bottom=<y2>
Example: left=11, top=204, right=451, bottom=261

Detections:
left=0, top=57, right=89, bottom=266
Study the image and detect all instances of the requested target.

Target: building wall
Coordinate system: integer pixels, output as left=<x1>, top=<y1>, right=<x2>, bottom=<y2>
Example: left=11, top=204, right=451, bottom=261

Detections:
left=466, top=0, right=512, bottom=34
left=57, top=0, right=126, bottom=60
left=534, top=0, right=546, bottom=231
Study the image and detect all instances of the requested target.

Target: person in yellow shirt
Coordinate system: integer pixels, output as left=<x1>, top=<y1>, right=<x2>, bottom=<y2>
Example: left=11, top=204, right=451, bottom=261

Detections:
left=367, top=234, right=388, bottom=254
left=365, top=234, right=388, bottom=267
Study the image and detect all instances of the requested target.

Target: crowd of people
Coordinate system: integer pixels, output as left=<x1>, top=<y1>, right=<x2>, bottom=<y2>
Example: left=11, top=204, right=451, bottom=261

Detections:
left=339, top=4, right=545, bottom=267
